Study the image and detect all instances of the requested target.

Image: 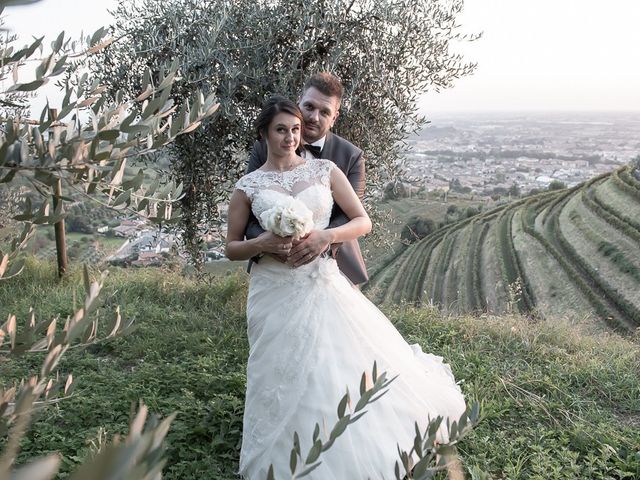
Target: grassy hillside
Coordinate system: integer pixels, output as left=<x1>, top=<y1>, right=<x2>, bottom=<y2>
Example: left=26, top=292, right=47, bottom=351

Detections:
left=365, top=164, right=640, bottom=333
left=1, top=261, right=638, bottom=478
left=361, top=193, right=489, bottom=283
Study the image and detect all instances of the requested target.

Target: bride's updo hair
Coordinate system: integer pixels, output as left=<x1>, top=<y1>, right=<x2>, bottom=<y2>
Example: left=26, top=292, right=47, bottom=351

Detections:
left=255, top=95, right=303, bottom=140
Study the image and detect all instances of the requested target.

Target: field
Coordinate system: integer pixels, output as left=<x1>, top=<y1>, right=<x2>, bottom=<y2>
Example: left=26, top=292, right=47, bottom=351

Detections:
left=1, top=198, right=127, bottom=266
left=361, top=193, right=490, bottom=285
left=365, top=165, right=640, bottom=333
left=1, top=260, right=639, bottom=479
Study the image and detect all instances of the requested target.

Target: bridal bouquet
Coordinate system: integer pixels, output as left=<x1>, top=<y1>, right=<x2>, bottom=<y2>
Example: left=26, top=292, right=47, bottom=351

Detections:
left=260, top=196, right=314, bottom=239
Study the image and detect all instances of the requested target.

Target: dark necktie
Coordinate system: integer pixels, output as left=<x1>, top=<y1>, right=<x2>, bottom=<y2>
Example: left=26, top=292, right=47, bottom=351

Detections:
left=302, top=144, right=322, bottom=158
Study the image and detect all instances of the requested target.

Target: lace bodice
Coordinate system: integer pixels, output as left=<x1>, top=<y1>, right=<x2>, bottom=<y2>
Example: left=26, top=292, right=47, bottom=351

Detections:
left=235, top=159, right=336, bottom=230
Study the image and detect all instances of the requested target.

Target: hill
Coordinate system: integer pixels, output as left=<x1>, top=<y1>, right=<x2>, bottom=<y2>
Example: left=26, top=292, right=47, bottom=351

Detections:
left=1, top=261, right=638, bottom=478
left=361, top=193, right=489, bottom=279
left=365, top=164, right=640, bottom=333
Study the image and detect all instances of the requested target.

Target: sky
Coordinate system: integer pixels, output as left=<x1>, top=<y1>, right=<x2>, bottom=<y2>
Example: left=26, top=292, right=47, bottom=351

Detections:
left=421, top=0, right=640, bottom=113
left=3, top=0, right=640, bottom=115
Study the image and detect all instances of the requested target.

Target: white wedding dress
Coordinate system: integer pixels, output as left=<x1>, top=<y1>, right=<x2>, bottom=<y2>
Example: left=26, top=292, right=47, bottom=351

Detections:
left=235, top=159, right=466, bottom=480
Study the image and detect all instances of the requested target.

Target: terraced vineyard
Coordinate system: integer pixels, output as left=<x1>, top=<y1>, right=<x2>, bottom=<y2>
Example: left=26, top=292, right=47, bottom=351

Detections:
left=365, top=164, right=640, bottom=332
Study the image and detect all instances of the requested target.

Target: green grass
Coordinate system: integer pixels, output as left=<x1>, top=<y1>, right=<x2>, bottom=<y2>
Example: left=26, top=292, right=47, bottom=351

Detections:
left=95, top=235, right=127, bottom=251
left=362, top=194, right=488, bottom=273
left=1, top=260, right=639, bottom=479
left=6, top=226, right=126, bottom=266
left=373, top=167, right=640, bottom=330
left=1, top=259, right=249, bottom=479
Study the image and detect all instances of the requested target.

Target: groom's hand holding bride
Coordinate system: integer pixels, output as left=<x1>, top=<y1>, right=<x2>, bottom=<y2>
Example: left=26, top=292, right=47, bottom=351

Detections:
left=287, top=230, right=332, bottom=267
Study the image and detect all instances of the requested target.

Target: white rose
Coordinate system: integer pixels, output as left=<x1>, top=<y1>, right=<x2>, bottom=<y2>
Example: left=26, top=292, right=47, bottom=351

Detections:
left=259, top=207, right=283, bottom=235
left=259, top=197, right=314, bottom=239
left=279, top=202, right=313, bottom=239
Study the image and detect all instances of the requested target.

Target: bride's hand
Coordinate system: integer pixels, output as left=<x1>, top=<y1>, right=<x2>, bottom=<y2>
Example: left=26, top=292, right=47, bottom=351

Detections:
left=287, top=230, right=331, bottom=267
left=257, top=231, right=293, bottom=256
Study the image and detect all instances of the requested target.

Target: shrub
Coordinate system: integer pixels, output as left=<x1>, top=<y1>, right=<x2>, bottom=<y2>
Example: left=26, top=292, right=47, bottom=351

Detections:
left=464, top=206, right=479, bottom=219
left=66, top=215, right=94, bottom=234
left=384, top=181, right=412, bottom=200
left=401, top=216, right=436, bottom=244
left=508, top=183, right=521, bottom=197
left=548, top=180, right=567, bottom=191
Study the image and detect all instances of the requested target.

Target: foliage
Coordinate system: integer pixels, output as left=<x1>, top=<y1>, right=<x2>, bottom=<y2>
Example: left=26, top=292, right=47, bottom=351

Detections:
left=2, top=260, right=639, bottom=479
left=548, top=179, right=567, bottom=191
left=0, top=12, right=218, bottom=280
left=631, top=155, right=640, bottom=177
left=395, top=404, right=479, bottom=480
left=449, top=178, right=472, bottom=194
left=384, top=181, right=412, bottom=201
left=464, top=206, right=480, bottom=219
left=0, top=262, right=176, bottom=479
left=401, top=216, right=436, bottom=244
left=66, top=214, right=94, bottom=234
left=0, top=3, right=219, bottom=477
left=0, top=14, right=31, bottom=119
left=89, top=0, right=478, bottom=261
left=614, top=167, right=640, bottom=202
left=268, top=362, right=474, bottom=480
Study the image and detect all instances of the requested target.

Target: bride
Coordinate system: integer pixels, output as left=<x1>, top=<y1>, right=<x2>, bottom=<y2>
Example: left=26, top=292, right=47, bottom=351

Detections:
left=226, top=96, right=466, bottom=479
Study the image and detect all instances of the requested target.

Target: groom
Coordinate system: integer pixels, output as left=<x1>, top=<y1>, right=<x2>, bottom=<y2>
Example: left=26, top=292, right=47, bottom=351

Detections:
left=245, top=72, right=368, bottom=285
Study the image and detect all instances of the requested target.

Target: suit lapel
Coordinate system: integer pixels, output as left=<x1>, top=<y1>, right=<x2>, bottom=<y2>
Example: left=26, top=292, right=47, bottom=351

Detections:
left=321, top=131, right=333, bottom=158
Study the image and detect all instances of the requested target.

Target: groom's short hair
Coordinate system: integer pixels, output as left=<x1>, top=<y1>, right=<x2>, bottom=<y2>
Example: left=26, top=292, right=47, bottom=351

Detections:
left=303, top=73, right=344, bottom=105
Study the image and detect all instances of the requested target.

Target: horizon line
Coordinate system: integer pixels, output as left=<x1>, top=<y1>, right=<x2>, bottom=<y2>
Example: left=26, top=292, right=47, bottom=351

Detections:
left=420, top=108, right=640, bottom=114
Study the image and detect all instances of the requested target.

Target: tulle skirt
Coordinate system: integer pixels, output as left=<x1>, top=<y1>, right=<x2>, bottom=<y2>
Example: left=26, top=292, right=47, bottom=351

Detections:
left=239, top=256, right=466, bottom=480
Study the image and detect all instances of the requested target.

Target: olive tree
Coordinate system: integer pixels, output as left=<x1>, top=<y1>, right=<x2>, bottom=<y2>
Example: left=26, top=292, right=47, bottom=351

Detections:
left=0, top=16, right=217, bottom=278
left=0, top=0, right=218, bottom=475
left=90, top=0, right=478, bottom=260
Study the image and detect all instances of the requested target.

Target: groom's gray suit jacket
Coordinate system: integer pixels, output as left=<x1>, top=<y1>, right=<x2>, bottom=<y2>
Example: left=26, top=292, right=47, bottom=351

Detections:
left=245, top=131, right=369, bottom=285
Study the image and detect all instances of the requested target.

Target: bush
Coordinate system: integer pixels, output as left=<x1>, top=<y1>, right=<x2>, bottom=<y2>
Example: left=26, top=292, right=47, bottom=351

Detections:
left=464, top=206, right=479, bottom=219
left=384, top=181, right=411, bottom=200
left=548, top=180, right=567, bottom=191
left=401, top=216, right=436, bottom=243
left=66, top=214, right=94, bottom=234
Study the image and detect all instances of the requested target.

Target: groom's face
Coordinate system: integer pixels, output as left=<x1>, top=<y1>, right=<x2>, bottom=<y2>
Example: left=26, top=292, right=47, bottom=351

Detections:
left=298, top=87, right=340, bottom=144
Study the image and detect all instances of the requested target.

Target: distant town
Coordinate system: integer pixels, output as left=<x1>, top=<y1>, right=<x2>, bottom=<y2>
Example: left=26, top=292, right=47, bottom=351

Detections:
left=403, top=111, right=640, bottom=196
